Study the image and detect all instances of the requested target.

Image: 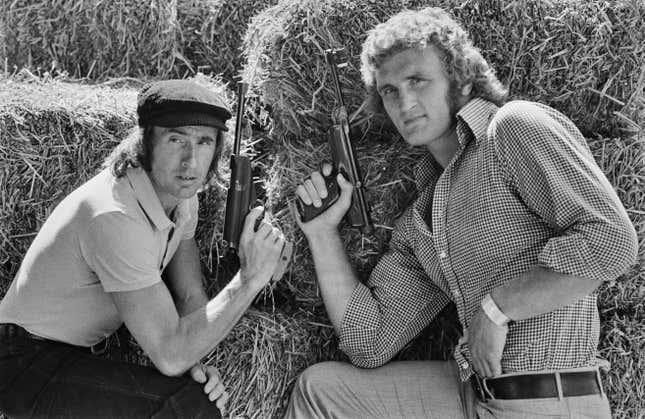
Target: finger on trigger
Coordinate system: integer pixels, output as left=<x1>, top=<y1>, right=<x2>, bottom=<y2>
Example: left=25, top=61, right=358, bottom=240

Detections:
left=257, top=221, right=273, bottom=238
left=310, top=171, right=328, bottom=199
left=243, top=206, right=265, bottom=233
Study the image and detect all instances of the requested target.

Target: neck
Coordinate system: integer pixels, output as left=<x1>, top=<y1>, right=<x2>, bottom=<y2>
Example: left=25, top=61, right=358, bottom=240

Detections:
left=427, top=127, right=460, bottom=168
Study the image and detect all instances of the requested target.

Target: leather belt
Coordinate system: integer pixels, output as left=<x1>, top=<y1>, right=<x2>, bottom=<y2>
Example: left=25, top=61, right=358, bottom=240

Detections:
left=471, top=369, right=604, bottom=401
left=0, top=323, right=108, bottom=355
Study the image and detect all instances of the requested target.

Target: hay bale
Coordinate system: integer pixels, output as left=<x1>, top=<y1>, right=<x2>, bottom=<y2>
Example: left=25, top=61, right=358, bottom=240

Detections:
left=203, top=309, right=342, bottom=418
left=0, top=0, right=181, bottom=80
left=0, top=75, right=236, bottom=289
left=0, top=0, right=281, bottom=82
left=176, top=0, right=279, bottom=83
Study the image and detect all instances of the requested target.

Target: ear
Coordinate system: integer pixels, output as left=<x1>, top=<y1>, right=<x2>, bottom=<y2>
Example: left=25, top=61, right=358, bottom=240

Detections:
left=461, top=83, right=473, bottom=97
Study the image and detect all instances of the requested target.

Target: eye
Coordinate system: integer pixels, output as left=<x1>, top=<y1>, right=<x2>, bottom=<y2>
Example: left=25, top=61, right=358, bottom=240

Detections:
left=409, top=77, right=427, bottom=87
left=199, top=138, right=215, bottom=146
left=380, top=86, right=396, bottom=98
left=169, top=136, right=183, bottom=144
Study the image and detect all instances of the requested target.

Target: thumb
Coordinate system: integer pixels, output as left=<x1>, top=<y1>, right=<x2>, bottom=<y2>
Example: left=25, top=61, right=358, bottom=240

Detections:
left=336, top=172, right=354, bottom=208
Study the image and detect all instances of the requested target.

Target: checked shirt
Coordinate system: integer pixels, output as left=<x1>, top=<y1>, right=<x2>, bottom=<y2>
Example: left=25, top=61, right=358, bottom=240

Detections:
left=339, top=98, right=638, bottom=381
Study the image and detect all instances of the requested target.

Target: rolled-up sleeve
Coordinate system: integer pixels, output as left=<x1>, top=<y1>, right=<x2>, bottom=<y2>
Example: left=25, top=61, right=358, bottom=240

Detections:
left=339, top=209, right=450, bottom=368
left=492, top=102, right=638, bottom=281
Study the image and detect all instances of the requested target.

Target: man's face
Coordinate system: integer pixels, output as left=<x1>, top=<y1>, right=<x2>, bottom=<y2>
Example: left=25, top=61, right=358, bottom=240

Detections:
left=375, top=45, right=457, bottom=150
left=148, top=125, right=218, bottom=210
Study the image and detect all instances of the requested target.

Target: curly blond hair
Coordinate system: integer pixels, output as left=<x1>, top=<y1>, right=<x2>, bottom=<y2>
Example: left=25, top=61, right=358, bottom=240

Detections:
left=360, top=7, right=508, bottom=112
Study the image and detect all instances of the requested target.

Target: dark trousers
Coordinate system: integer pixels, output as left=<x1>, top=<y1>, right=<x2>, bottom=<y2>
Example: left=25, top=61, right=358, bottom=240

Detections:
left=0, top=332, right=221, bottom=419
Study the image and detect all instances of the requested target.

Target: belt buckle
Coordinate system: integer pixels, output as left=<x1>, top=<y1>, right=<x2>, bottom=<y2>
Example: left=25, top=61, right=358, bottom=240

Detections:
left=91, top=338, right=108, bottom=356
left=471, top=374, right=495, bottom=402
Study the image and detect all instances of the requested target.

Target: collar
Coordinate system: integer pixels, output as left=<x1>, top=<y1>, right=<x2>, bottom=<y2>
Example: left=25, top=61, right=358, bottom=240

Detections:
left=126, top=167, right=189, bottom=231
left=413, top=98, right=499, bottom=191
left=456, top=98, right=499, bottom=145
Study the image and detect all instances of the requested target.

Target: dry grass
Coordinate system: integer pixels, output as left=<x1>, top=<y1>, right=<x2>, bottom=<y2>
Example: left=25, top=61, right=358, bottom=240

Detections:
left=176, top=0, right=279, bottom=82
left=0, top=0, right=279, bottom=83
left=0, top=0, right=181, bottom=80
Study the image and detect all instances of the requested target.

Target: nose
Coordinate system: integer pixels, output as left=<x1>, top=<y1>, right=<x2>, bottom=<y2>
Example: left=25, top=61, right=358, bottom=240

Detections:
left=181, top=143, right=197, bottom=169
left=399, top=87, right=417, bottom=114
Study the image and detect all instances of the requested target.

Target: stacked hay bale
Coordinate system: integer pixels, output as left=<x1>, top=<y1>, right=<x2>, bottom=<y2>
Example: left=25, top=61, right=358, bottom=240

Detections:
left=242, top=0, right=644, bottom=416
left=0, top=0, right=181, bottom=79
left=0, top=0, right=280, bottom=83
left=176, top=0, right=279, bottom=82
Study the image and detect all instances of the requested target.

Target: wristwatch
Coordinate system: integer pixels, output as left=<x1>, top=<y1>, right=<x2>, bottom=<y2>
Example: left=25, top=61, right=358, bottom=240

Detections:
left=481, top=293, right=511, bottom=327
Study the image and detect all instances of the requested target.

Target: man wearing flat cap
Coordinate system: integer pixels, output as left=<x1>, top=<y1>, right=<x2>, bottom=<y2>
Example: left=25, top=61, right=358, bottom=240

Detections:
left=0, top=80, right=286, bottom=418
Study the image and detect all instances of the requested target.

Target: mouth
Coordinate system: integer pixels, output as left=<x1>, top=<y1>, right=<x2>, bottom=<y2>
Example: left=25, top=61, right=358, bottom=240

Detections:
left=177, top=175, right=197, bottom=182
left=403, top=115, right=426, bottom=126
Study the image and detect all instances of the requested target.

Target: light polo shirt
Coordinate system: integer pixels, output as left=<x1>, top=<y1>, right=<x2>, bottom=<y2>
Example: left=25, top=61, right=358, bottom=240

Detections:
left=0, top=167, right=198, bottom=346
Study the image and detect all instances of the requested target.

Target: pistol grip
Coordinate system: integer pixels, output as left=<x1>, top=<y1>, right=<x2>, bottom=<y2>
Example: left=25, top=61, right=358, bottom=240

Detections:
left=296, top=170, right=340, bottom=222
left=271, top=240, right=293, bottom=283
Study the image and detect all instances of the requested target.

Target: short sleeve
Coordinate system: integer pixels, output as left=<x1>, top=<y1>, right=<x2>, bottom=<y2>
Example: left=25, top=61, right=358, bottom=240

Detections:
left=80, top=212, right=161, bottom=292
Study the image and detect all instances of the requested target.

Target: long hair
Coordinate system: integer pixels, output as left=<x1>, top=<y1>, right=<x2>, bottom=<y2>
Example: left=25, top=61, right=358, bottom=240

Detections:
left=102, top=125, right=226, bottom=186
left=360, top=7, right=508, bottom=114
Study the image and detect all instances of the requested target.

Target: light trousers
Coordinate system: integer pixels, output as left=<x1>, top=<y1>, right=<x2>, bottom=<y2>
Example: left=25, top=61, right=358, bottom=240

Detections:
left=284, top=360, right=612, bottom=419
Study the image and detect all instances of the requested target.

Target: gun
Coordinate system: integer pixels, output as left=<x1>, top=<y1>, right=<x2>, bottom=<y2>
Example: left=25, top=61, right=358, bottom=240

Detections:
left=296, top=48, right=373, bottom=234
left=223, top=82, right=292, bottom=280
left=223, top=82, right=255, bottom=250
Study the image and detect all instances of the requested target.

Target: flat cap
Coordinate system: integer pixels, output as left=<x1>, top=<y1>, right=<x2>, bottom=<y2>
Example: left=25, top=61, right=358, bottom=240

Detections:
left=137, top=79, right=232, bottom=131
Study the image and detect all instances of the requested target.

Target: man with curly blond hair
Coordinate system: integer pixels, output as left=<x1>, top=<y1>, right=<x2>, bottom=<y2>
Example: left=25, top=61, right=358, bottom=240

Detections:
left=287, top=7, right=637, bottom=418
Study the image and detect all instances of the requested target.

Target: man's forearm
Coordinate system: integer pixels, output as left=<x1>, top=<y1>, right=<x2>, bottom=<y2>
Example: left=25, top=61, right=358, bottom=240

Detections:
left=308, top=230, right=359, bottom=334
left=161, top=272, right=264, bottom=375
left=490, top=265, right=602, bottom=321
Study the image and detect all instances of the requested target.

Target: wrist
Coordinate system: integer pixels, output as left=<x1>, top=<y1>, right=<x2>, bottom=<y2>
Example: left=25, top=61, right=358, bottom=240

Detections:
left=238, top=269, right=270, bottom=292
left=481, top=293, right=512, bottom=327
left=305, top=227, right=340, bottom=246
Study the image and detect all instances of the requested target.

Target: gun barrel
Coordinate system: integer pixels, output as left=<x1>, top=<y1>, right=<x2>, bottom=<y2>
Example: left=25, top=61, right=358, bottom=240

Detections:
left=233, top=82, right=248, bottom=156
left=325, top=49, right=345, bottom=109
left=223, top=81, right=253, bottom=250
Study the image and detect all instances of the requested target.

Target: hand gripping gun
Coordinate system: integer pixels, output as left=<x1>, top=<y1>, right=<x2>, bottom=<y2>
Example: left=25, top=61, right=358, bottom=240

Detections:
left=223, top=82, right=292, bottom=281
left=296, top=48, right=373, bottom=234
